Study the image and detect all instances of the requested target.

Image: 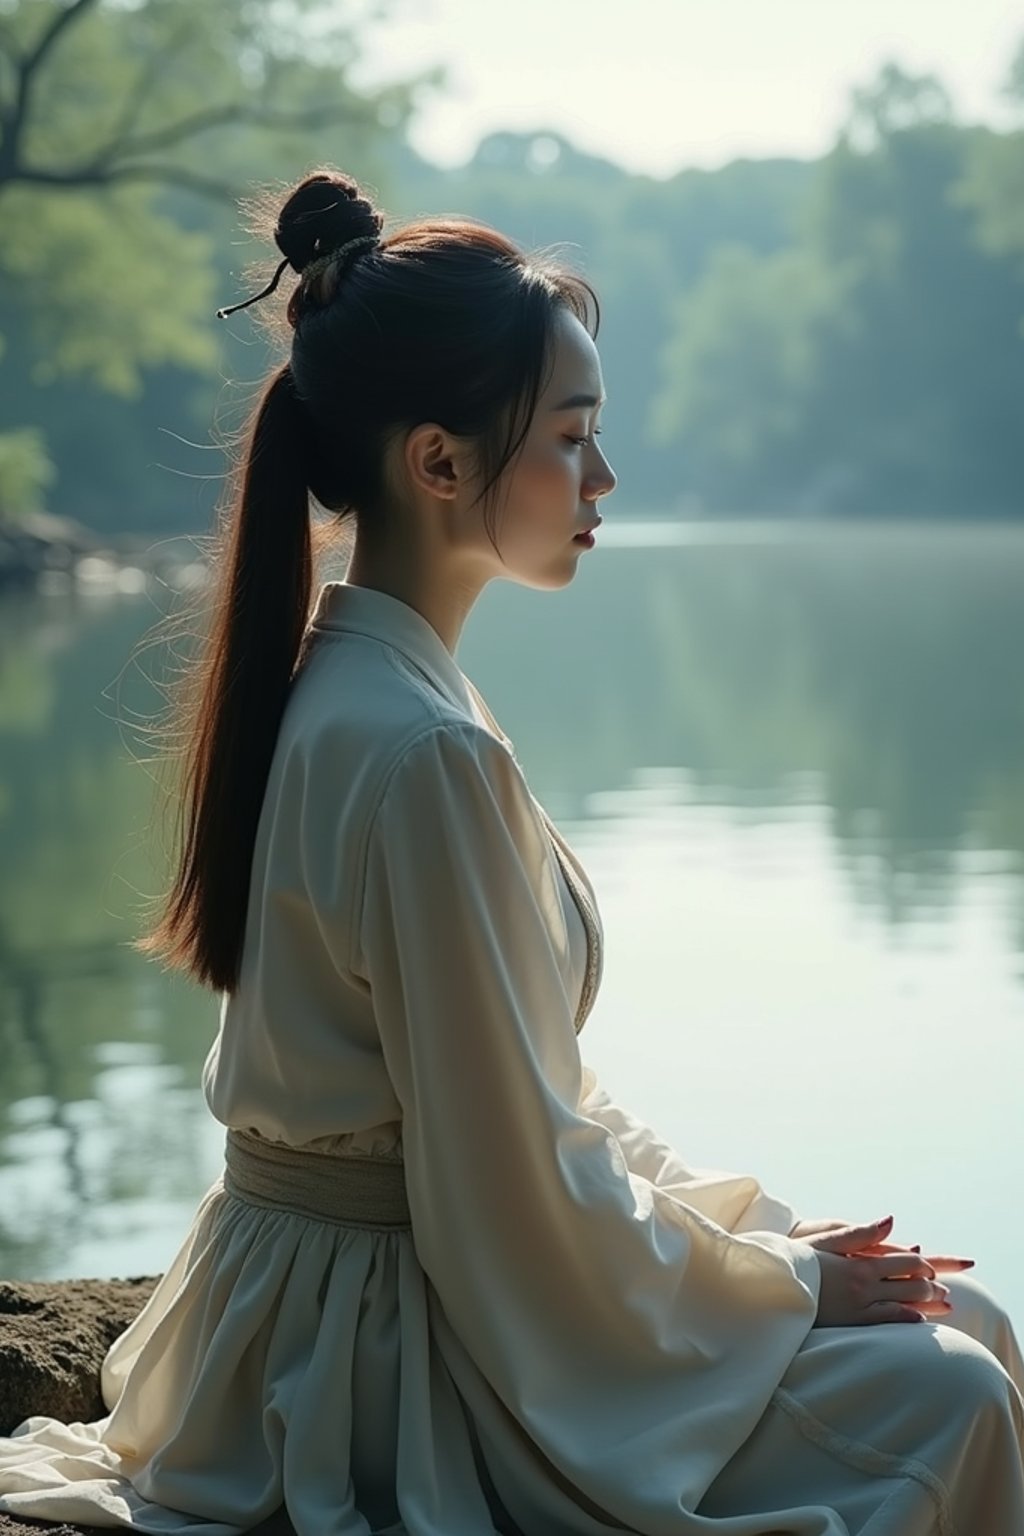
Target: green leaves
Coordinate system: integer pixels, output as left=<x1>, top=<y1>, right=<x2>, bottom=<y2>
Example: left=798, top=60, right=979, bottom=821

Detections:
left=1, top=183, right=217, bottom=395
left=0, top=424, right=54, bottom=523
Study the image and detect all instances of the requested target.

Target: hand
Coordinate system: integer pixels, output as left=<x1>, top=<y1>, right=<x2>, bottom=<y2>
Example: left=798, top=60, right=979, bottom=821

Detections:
left=794, top=1215, right=975, bottom=1327
left=790, top=1215, right=975, bottom=1271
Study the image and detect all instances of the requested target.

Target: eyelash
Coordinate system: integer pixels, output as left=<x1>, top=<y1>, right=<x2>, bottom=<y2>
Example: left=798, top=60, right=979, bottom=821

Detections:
left=566, top=429, right=603, bottom=447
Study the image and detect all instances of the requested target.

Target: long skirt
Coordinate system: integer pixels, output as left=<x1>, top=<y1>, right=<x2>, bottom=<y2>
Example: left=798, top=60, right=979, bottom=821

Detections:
left=694, top=1268, right=1024, bottom=1533
left=1, top=1229, right=1022, bottom=1535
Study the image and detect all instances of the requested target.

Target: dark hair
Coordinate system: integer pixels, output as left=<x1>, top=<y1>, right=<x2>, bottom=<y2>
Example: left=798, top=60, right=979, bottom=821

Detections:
left=131, top=165, right=600, bottom=994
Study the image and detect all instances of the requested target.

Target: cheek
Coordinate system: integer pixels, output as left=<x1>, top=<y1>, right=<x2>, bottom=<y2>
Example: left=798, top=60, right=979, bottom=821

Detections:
left=491, top=443, right=577, bottom=551
left=513, top=441, right=576, bottom=497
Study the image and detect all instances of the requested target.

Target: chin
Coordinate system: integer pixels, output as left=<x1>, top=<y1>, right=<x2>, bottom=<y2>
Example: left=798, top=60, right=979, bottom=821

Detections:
left=491, top=539, right=587, bottom=592
left=508, top=561, right=581, bottom=593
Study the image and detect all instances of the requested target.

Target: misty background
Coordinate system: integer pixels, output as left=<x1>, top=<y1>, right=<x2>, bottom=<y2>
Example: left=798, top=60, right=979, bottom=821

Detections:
left=0, top=2, right=1021, bottom=1321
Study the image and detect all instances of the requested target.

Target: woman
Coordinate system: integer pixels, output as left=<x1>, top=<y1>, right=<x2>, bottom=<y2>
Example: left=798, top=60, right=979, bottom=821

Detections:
left=1, top=168, right=1021, bottom=1536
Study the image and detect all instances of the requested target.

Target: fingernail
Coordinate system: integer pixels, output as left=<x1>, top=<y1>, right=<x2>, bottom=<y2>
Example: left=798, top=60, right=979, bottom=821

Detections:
left=878, top=1215, right=894, bottom=1226
left=962, top=1259, right=975, bottom=1268
left=911, top=1244, right=921, bottom=1253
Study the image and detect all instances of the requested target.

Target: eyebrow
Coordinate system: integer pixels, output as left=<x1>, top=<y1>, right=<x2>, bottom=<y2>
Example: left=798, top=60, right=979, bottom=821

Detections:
left=549, top=392, right=606, bottom=411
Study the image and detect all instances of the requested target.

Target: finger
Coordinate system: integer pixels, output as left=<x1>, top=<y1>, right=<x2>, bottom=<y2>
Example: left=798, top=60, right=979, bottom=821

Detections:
left=858, top=1242, right=974, bottom=1271
left=905, top=1243, right=975, bottom=1270
left=861, top=1300, right=925, bottom=1324
left=879, top=1276, right=950, bottom=1305
left=815, top=1217, right=894, bottom=1254
left=915, top=1297, right=955, bottom=1317
left=859, top=1241, right=916, bottom=1255
left=875, top=1253, right=937, bottom=1282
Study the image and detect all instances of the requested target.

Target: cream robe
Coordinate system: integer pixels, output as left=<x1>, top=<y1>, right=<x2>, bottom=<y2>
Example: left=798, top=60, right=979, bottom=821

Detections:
left=1, top=579, right=1022, bottom=1536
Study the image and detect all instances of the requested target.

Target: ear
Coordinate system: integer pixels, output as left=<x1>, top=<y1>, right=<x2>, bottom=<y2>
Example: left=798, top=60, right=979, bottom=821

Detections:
left=403, top=422, right=472, bottom=502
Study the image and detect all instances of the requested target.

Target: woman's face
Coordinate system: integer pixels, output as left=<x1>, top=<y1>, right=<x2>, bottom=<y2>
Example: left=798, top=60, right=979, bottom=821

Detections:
left=485, top=305, right=617, bottom=589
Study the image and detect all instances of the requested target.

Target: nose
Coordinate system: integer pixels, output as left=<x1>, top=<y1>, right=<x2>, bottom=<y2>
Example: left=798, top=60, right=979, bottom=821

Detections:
left=587, top=456, right=616, bottom=499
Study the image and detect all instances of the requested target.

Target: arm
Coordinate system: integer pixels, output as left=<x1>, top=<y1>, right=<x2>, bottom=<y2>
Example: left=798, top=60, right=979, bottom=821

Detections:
left=578, top=1066, right=799, bottom=1236
left=356, top=722, right=820, bottom=1521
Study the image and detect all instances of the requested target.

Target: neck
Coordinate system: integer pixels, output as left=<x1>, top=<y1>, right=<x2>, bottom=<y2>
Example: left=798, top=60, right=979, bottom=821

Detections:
left=345, top=534, right=488, bottom=657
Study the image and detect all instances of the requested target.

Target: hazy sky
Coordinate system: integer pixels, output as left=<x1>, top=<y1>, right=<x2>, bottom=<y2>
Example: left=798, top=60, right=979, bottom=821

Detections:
left=349, top=0, right=1024, bottom=177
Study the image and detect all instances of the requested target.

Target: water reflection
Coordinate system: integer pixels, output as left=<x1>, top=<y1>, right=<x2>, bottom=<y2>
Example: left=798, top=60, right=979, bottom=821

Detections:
left=0, top=525, right=1021, bottom=1321
left=467, top=522, right=1024, bottom=938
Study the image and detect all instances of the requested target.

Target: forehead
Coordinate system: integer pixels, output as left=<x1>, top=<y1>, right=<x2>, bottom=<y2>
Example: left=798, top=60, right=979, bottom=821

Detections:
left=542, top=308, right=604, bottom=402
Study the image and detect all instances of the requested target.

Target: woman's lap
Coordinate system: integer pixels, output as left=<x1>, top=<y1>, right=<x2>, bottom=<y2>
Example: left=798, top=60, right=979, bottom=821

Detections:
left=934, top=1269, right=1024, bottom=1392
left=697, top=1272, right=1024, bottom=1533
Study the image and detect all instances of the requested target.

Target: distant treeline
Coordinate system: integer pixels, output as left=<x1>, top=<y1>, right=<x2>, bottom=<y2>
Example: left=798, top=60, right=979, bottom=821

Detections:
left=0, top=1, right=1022, bottom=533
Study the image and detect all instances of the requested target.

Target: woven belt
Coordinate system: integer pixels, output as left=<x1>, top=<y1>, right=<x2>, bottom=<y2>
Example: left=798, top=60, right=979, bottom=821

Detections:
left=223, top=1126, right=411, bottom=1229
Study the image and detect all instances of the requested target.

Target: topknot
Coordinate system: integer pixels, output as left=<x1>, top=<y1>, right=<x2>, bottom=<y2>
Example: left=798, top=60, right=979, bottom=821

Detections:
left=275, top=172, right=383, bottom=274
left=216, top=168, right=384, bottom=320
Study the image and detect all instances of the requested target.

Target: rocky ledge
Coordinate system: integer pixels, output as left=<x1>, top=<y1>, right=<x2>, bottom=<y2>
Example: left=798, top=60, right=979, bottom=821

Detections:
left=0, top=1276, right=159, bottom=1536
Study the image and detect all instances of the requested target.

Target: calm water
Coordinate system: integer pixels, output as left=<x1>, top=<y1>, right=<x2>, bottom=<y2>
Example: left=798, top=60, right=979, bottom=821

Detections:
left=0, top=521, right=1021, bottom=1327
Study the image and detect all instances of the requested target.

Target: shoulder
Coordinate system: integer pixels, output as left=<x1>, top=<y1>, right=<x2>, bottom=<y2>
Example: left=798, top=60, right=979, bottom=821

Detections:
left=371, top=718, right=526, bottom=829
left=287, top=637, right=476, bottom=805
left=363, top=721, right=556, bottom=889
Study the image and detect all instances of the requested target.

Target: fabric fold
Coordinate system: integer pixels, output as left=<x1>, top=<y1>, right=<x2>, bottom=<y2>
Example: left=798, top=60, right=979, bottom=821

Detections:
left=357, top=719, right=822, bottom=1526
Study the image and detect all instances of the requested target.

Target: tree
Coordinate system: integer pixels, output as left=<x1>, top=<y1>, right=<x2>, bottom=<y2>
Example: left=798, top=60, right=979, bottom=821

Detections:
left=953, top=37, right=1024, bottom=293
left=0, top=0, right=443, bottom=395
left=649, top=243, right=852, bottom=512
left=0, top=423, right=53, bottom=526
left=652, top=60, right=1024, bottom=517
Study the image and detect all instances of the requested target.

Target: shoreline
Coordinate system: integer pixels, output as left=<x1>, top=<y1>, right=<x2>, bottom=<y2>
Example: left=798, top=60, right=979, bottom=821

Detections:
left=0, top=511, right=208, bottom=599
left=0, top=1276, right=159, bottom=1535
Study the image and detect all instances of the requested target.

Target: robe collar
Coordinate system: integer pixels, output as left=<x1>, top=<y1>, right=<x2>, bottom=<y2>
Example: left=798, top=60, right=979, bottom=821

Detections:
left=309, top=580, right=476, bottom=716
left=308, top=579, right=602, bottom=1034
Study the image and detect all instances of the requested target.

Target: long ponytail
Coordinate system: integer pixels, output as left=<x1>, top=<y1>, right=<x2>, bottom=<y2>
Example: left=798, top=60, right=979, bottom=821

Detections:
left=132, top=363, right=317, bottom=993
left=128, top=163, right=600, bottom=996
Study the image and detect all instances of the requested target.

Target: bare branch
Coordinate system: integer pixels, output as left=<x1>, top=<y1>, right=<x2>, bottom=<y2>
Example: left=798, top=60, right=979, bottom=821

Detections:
left=105, top=20, right=195, bottom=152
left=3, top=159, right=239, bottom=203
left=1, top=0, right=99, bottom=180
left=23, top=0, right=98, bottom=73
left=107, top=161, right=240, bottom=202
left=110, top=99, right=374, bottom=162
left=0, top=2, right=376, bottom=201
left=0, top=20, right=22, bottom=64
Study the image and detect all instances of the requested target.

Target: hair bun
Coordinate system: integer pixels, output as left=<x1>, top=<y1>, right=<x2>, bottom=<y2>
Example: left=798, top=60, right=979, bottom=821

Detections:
left=275, top=171, right=383, bottom=274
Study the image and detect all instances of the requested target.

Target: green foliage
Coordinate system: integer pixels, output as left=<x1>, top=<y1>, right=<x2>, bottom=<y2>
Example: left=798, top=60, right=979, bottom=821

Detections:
left=1, top=9, right=1024, bottom=526
left=650, top=61, right=1024, bottom=515
left=0, top=424, right=54, bottom=523
left=954, top=128, right=1024, bottom=271
left=650, top=244, right=853, bottom=497
left=0, top=0, right=440, bottom=471
left=0, top=184, right=217, bottom=395
left=387, top=130, right=815, bottom=518
left=946, top=37, right=1024, bottom=325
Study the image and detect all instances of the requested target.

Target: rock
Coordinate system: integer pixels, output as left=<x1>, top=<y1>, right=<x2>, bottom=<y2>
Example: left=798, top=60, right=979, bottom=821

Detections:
left=0, top=1276, right=159, bottom=1536
left=0, top=1520, right=110, bottom=1535
left=0, top=1279, right=299, bottom=1536
left=0, top=1277, right=159, bottom=1437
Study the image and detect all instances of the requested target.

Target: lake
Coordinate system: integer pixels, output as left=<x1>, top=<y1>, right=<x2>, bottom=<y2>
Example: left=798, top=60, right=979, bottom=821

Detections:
left=0, top=519, right=1021, bottom=1328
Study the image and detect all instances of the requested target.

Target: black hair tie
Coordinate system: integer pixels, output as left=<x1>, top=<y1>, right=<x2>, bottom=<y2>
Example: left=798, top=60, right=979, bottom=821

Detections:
left=216, top=257, right=291, bottom=320
left=215, top=235, right=380, bottom=320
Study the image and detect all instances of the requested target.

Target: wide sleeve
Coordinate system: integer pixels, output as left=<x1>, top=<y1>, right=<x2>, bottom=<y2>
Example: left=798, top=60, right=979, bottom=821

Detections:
left=356, top=721, right=821, bottom=1521
left=578, top=1065, right=799, bottom=1236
